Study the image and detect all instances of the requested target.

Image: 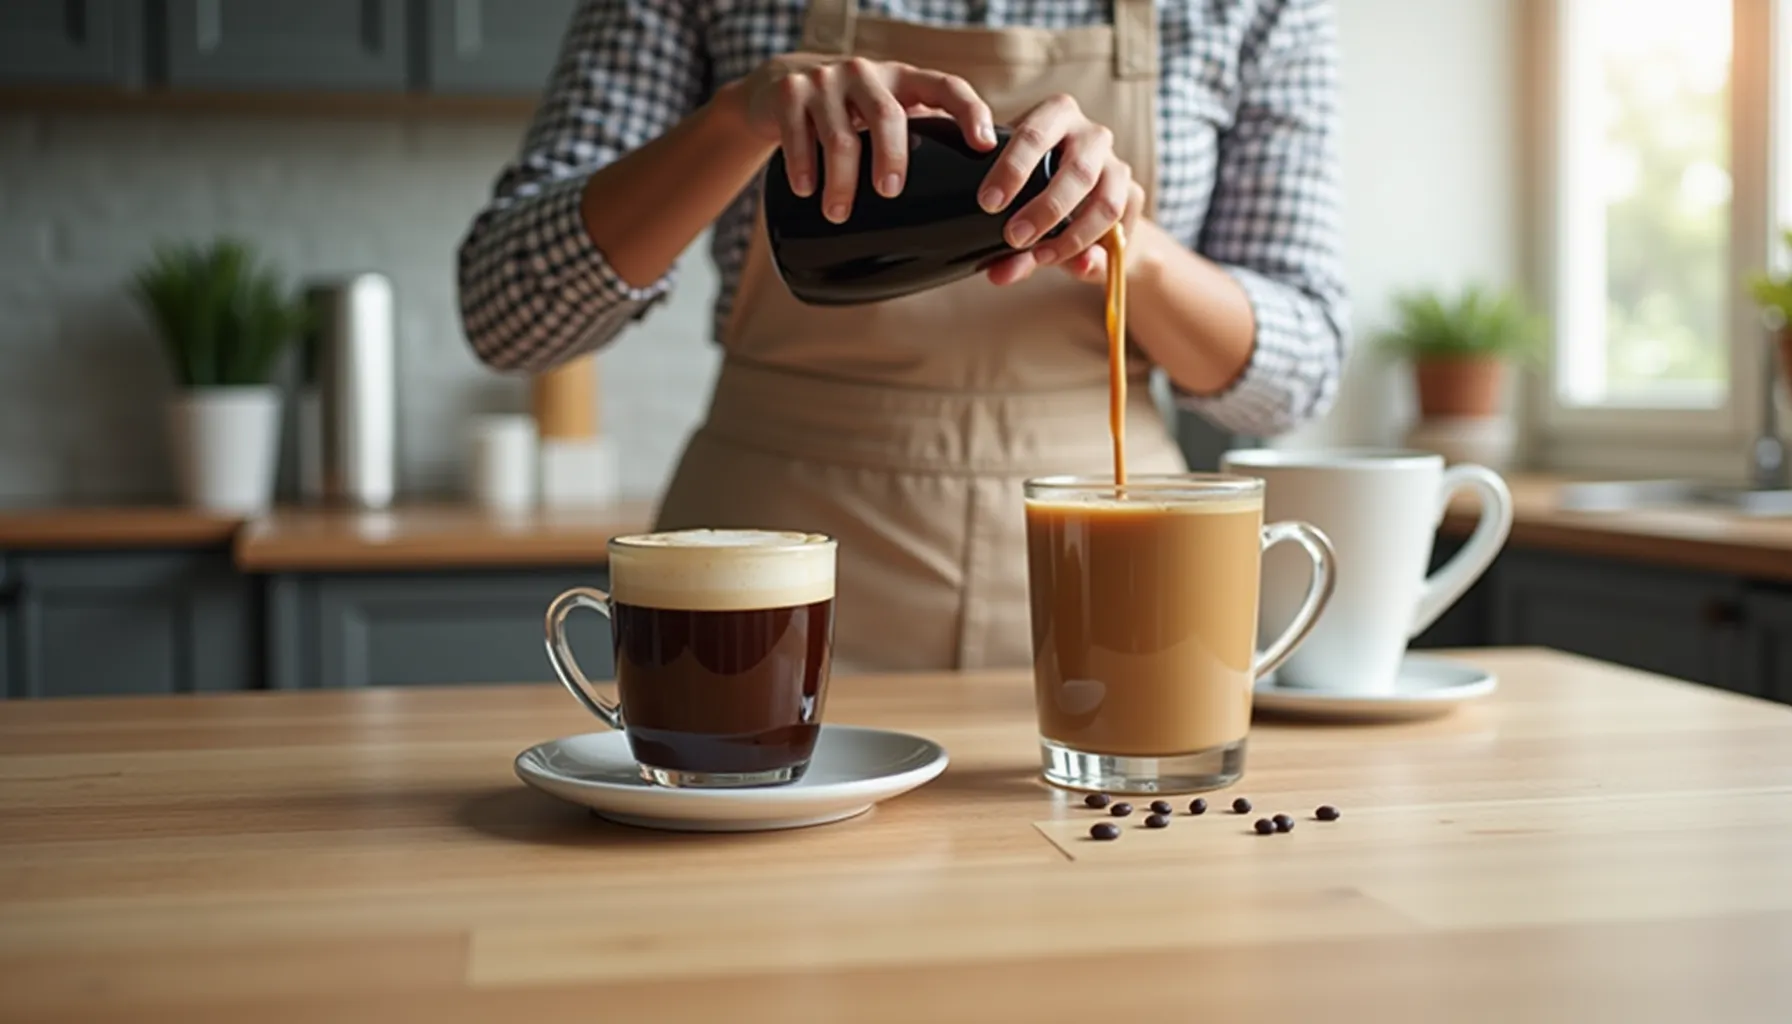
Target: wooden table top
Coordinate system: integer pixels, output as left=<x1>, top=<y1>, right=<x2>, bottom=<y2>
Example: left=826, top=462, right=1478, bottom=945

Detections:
left=3, top=648, right=1790, bottom=1022
left=232, top=501, right=658, bottom=571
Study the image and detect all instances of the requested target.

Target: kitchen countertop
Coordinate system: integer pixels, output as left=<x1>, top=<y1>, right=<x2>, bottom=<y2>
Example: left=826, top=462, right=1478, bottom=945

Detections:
left=10, top=474, right=1792, bottom=581
left=3, top=648, right=1790, bottom=1020
left=0, top=507, right=243, bottom=549
left=1440, top=474, right=1792, bottom=581
left=233, top=501, right=658, bottom=572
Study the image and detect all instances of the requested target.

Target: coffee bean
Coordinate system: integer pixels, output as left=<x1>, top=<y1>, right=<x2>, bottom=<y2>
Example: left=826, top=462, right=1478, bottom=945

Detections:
left=1090, top=822, right=1120, bottom=841
left=1232, top=797, right=1253, bottom=814
left=1110, top=802, right=1133, bottom=818
left=1253, top=818, right=1277, bottom=835
left=1273, top=813, right=1295, bottom=833
left=1188, top=798, right=1208, bottom=815
left=1316, top=805, right=1341, bottom=821
left=1084, top=793, right=1112, bottom=809
left=1150, top=799, right=1173, bottom=815
left=1145, top=813, right=1170, bottom=829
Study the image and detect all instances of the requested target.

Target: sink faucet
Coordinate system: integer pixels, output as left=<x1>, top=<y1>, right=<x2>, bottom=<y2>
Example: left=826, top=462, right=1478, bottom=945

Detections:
left=1752, top=316, right=1789, bottom=491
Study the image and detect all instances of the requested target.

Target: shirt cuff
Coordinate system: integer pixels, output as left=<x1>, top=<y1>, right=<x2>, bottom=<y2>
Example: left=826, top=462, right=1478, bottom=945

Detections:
left=1171, top=263, right=1337, bottom=438
left=526, top=174, right=673, bottom=320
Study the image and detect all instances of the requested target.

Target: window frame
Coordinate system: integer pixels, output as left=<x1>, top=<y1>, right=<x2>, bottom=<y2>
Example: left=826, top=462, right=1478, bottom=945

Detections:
left=1526, top=0, right=1786, bottom=474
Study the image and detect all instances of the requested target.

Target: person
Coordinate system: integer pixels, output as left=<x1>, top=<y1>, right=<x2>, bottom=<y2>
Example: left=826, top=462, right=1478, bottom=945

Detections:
left=458, top=0, right=1348, bottom=674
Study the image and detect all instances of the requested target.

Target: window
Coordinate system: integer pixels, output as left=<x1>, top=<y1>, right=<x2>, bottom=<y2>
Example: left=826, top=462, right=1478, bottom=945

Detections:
left=1537, top=0, right=1790, bottom=457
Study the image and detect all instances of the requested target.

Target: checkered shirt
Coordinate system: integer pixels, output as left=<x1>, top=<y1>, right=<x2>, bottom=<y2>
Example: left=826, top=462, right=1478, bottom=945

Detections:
left=456, top=0, right=1347, bottom=437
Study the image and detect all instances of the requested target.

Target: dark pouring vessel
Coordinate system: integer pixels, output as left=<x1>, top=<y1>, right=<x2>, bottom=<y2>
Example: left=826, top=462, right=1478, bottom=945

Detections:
left=764, top=117, right=1065, bottom=306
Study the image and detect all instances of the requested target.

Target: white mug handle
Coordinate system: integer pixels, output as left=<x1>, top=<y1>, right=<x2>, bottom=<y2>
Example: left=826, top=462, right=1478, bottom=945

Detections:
left=1409, top=464, right=1514, bottom=638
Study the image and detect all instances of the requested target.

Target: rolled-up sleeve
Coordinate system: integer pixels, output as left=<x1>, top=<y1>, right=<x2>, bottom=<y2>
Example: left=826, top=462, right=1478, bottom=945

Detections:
left=457, top=0, right=707, bottom=372
left=1176, top=0, right=1348, bottom=437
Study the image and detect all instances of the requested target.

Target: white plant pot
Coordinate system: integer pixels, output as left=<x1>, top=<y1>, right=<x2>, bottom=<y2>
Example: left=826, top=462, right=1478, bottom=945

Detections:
left=167, top=387, right=283, bottom=514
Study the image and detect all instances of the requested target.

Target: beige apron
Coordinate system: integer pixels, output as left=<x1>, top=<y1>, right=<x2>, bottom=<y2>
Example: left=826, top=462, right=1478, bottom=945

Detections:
left=655, top=0, right=1187, bottom=673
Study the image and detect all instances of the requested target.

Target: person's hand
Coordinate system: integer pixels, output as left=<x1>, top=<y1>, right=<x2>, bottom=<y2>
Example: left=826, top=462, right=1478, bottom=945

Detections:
left=737, top=55, right=996, bottom=224
left=975, top=93, right=1136, bottom=286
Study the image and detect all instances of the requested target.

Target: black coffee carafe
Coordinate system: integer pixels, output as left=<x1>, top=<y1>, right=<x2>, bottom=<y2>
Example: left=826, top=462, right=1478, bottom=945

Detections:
left=763, top=117, right=1064, bottom=306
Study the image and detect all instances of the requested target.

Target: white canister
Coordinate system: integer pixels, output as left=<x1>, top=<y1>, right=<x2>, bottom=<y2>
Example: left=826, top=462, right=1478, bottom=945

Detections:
left=468, top=415, right=538, bottom=511
left=539, top=435, right=621, bottom=508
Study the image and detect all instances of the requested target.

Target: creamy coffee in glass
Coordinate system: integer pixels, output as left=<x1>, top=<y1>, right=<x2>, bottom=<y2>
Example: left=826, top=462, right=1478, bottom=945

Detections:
left=545, top=528, right=837, bottom=788
left=1024, top=474, right=1335, bottom=793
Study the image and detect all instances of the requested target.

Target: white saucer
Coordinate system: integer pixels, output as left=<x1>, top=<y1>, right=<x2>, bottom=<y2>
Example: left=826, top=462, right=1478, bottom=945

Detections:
left=514, top=725, right=949, bottom=832
left=1252, top=653, right=1497, bottom=722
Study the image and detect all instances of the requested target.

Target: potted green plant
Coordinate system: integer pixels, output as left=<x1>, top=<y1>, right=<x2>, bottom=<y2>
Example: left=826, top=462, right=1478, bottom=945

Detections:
left=1749, top=227, right=1792, bottom=393
left=1375, top=283, right=1546, bottom=467
left=131, top=238, right=309, bottom=513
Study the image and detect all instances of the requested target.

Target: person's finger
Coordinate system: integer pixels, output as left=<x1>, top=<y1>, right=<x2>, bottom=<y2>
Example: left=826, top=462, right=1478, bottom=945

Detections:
left=978, top=93, right=1078, bottom=226
left=774, top=73, right=818, bottom=197
left=895, top=68, right=996, bottom=150
left=985, top=249, right=1041, bottom=287
left=1063, top=247, right=1104, bottom=282
left=1029, top=158, right=1129, bottom=267
left=1007, top=122, right=1115, bottom=255
left=806, top=67, right=861, bottom=223
left=841, top=58, right=910, bottom=199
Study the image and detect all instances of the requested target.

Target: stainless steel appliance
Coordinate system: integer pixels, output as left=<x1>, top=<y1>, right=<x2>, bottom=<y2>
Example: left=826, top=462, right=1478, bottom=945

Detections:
left=297, top=273, right=397, bottom=509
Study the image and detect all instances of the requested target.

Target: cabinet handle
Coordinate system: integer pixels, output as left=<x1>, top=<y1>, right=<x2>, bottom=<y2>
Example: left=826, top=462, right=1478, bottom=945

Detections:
left=195, top=0, right=222, bottom=52
left=361, top=0, right=384, bottom=53
left=1703, top=599, right=1744, bottom=627
left=64, top=0, right=87, bottom=44
left=454, top=0, right=483, bottom=54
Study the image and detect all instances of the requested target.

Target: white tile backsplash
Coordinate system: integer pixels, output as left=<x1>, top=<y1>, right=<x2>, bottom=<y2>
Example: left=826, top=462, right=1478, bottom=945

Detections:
left=0, top=109, right=719, bottom=505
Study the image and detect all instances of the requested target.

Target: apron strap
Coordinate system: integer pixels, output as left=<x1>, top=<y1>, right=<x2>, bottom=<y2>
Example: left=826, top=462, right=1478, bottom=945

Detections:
left=1113, top=0, right=1159, bottom=80
left=802, top=0, right=857, bottom=54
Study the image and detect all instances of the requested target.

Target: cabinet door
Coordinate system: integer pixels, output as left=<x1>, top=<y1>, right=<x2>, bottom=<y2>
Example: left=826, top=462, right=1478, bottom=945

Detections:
left=1743, top=588, right=1792, bottom=705
left=12, top=550, right=259, bottom=698
left=421, top=0, right=575, bottom=95
left=271, top=569, right=613, bottom=689
left=0, top=1, right=143, bottom=85
left=1492, top=551, right=1748, bottom=693
left=161, top=0, right=408, bottom=92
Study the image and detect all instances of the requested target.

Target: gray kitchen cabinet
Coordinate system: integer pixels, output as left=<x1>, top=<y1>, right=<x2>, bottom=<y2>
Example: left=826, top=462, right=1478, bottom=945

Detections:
left=7, top=548, right=259, bottom=699
left=1742, top=587, right=1792, bottom=705
left=268, top=568, right=613, bottom=689
left=0, top=1, right=143, bottom=85
left=1491, top=550, right=1752, bottom=695
left=160, top=0, right=408, bottom=92
left=419, top=0, right=574, bottom=96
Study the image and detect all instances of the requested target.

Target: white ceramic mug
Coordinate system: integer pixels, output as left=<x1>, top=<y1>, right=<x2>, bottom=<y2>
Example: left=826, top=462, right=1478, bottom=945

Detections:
left=1219, top=449, right=1513, bottom=696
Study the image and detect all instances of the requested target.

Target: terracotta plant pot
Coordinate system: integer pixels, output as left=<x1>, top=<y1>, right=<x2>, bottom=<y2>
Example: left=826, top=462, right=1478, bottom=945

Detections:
left=1413, top=356, right=1505, bottom=419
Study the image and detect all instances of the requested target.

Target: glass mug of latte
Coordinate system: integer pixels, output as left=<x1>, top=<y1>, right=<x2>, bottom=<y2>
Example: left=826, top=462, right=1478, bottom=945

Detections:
left=543, top=528, right=837, bottom=788
left=1024, top=474, right=1336, bottom=793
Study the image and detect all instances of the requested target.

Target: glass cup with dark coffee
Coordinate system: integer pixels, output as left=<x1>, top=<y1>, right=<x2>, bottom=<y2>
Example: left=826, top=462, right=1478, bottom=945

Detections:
left=544, top=528, right=837, bottom=788
left=1024, top=474, right=1336, bottom=794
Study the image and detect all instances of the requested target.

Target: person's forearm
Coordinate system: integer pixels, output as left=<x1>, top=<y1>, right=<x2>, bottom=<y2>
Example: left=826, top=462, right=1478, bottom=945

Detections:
left=1123, top=220, right=1257, bottom=395
left=580, top=80, right=775, bottom=289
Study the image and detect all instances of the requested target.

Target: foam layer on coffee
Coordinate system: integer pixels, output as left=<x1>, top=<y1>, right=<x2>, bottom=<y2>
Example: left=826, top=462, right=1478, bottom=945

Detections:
left=608, top=529, right=836, bottom=611
left=1024, top=493, right=1261, bottom=515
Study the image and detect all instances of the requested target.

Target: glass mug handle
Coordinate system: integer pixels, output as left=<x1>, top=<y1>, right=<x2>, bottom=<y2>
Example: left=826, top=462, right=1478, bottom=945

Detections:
left=1253, top=521, right=1338, bottom=680
left=544, top=586, right=623, bottom=730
